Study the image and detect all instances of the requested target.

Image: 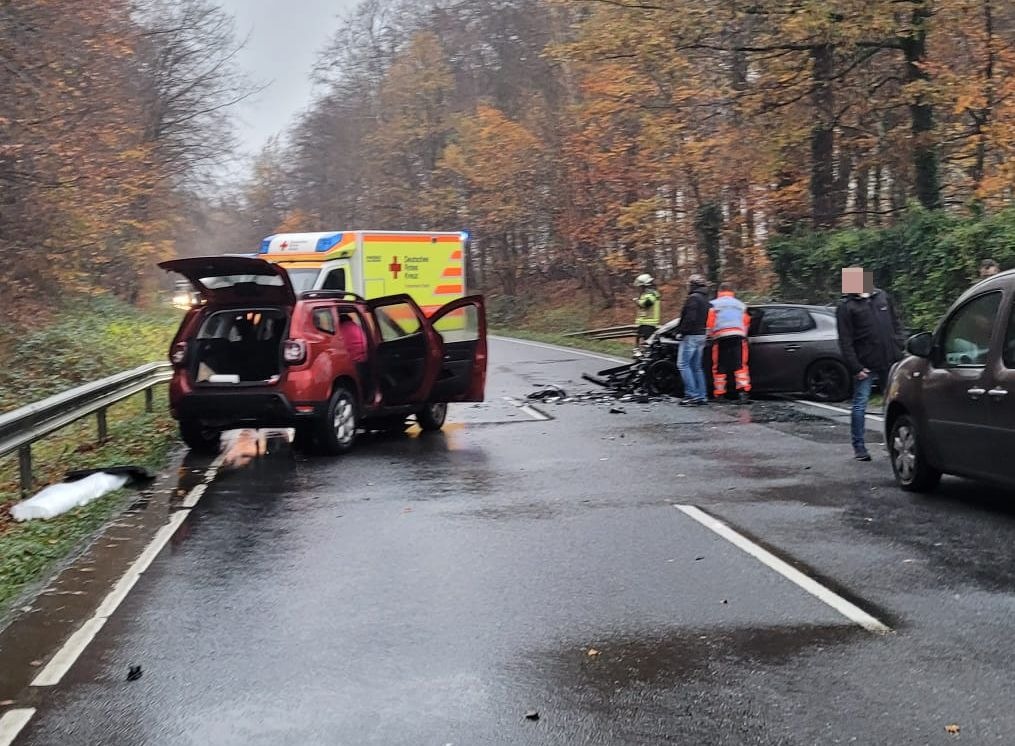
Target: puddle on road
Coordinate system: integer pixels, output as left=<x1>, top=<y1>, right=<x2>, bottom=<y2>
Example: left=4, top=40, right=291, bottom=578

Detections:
left=533, top=624, right=863, bottom=694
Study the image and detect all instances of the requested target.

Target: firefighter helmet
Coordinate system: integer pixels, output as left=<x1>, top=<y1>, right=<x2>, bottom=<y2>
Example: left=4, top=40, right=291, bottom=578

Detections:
left=634, top=273, right=655, bottom=287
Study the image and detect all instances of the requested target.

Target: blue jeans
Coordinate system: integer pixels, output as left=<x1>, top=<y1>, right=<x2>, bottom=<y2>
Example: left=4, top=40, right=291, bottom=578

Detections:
left=677, top=335, right=707, bottom=401
left=851, top=370, right=882, bottom=452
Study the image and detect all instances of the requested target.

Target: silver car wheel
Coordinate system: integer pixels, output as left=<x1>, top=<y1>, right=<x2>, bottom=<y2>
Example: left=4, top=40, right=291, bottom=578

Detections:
left=893, top=424, right=917, bottom=482
left=333, top=397, right=356, bottom=445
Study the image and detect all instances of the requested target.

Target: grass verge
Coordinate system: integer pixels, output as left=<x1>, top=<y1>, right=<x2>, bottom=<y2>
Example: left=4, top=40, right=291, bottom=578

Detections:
left=0, top=295, right=180, bottom=616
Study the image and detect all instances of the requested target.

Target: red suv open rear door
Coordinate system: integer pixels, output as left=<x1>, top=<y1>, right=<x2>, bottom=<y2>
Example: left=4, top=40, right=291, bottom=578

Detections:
left=426, top=296, right=487, bottom=403
left=159, top=256, right=296, bottom=306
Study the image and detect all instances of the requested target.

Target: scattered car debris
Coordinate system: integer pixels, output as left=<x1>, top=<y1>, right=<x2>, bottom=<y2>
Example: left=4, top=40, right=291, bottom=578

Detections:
left=609, top=407, right=626, bottom=414
left=65, top=465, right=156, bottom=484
left=524, top=710, right=540, bottom=721
left=527, top=385, right=568, bottom=402
left=127, top=665, right=143, bottom=681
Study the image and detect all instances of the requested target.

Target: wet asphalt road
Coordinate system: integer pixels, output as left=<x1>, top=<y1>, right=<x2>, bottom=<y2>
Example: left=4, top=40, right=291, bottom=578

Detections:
left=7, top=337, right=1015, bottom=744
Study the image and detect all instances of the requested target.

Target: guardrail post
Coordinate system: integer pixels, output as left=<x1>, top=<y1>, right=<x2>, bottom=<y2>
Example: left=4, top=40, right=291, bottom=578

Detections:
left=145, top=386, right=154, bottom=414
left=19, top=445, right=32, bottom=496
left=97, top=408, right=109, bottom=443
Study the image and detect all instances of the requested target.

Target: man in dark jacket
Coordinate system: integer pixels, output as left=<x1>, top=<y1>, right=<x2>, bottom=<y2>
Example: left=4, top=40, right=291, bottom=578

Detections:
left=836, top=268, right=906, bottom=461
left=675, top=274, right=711, bottom=405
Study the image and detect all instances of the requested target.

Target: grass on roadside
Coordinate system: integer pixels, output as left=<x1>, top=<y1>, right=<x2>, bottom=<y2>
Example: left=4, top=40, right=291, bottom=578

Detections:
left=0, top=295, right=181, bottom=616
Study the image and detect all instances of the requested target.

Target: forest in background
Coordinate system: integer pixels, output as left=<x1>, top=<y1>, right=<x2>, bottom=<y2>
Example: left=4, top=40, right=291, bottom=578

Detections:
left=4, top=0, right=1015, bottom=324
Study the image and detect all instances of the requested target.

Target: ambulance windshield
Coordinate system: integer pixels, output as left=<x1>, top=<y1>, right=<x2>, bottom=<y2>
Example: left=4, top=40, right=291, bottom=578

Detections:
left=286, top=269, right=319, bottom=294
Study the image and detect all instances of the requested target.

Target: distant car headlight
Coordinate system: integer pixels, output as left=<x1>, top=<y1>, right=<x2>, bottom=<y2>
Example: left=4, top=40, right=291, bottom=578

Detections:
left=172, top=292, right=193, bottom=309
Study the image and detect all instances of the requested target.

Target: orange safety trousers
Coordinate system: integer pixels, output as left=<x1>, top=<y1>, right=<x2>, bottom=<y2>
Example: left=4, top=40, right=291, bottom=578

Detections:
left=712, top=336, right=751, bottom=396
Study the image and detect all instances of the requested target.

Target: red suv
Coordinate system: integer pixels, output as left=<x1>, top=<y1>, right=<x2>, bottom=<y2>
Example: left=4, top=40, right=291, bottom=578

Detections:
left=160, top=256, right=487, bottom=455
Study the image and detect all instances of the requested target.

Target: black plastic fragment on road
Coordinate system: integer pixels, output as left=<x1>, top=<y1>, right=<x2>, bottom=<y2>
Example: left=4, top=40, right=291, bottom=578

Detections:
left=65, top=466, right=157, bottom=485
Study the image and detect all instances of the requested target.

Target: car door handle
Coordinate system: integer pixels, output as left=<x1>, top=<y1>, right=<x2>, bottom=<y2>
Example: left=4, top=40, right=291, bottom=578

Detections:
left=784, top=345, right=801, bottom=352
left=988, top=388, right=1009, bottom=398
left=967, top=387, right=987, bottom=398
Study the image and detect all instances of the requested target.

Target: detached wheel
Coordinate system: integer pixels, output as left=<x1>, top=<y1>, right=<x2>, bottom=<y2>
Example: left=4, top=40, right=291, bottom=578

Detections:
left=806, top=359, right=851, bottom=402
left=417, top=403, right=448, bottom=431
left=889, top=414, right=941, bottom=492
left=646, top=360, right=683, bottom=396
left=178, top=419, right=222, bottom=454
left=316, top=386, right=358, bottom=455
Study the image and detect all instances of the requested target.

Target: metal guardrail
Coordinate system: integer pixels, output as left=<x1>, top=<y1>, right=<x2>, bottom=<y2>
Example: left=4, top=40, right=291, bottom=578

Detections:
left=563, top=324, right=639, bottom=340
left=0, top=362, right=173, bottom=496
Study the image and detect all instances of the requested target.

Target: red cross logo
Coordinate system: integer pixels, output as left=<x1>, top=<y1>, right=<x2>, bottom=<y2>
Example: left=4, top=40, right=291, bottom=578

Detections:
left=389, top=256, right=402, bottom=279
left=280, top=240, right=289, bottom=250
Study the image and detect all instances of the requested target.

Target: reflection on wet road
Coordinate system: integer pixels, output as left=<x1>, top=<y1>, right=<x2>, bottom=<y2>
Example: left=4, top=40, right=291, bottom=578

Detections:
left=5, top=338, right=1015, bottom=744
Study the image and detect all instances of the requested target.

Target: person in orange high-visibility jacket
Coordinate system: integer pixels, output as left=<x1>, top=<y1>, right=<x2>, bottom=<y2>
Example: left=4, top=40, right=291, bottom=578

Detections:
left=707, top=283, right=752, bottom=404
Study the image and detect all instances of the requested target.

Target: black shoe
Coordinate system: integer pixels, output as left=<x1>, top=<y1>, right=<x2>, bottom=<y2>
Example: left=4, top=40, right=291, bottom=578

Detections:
left=679, top=398, right=695, bottom=406
left=693, top=398, right=708, bottom=406
left=854, top=450, right=872, bottom=462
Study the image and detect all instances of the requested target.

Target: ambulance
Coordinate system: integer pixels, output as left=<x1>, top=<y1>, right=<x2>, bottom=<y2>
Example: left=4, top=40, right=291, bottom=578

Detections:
left=258, top=230, right=468, bottom=316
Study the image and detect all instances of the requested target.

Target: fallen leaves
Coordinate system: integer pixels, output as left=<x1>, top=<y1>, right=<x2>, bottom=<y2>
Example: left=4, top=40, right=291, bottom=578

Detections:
left=586, top=648, right=601, bottom=657
left=945, top=724, right=960, bottom=735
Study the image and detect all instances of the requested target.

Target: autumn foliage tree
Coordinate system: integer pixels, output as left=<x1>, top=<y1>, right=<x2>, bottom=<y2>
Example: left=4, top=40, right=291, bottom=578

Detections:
left=240, top=0, right=1015, bottom=304
left=0, top=0, right=254, bottom=318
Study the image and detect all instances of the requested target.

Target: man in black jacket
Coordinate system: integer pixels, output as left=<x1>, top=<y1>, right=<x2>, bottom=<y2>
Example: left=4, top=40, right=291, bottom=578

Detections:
left=836, top=268, right=906, bottom=461
left=675, top=274, right=711, bottom=405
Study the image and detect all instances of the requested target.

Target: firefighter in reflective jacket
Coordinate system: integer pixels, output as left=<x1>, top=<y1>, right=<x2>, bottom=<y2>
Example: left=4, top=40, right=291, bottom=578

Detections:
left=707, top=282, right=752, bottom=404
left=634, top=274, right=661, bottom=343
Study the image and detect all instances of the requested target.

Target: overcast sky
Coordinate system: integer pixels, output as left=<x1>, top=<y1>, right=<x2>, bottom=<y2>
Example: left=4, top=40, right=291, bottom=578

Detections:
left=218, top=0, right=360, bottom=158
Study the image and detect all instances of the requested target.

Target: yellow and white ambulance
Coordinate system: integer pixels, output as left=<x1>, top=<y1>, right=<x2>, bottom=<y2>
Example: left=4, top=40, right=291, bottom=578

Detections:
left=259, top=230, right=468, bottom=316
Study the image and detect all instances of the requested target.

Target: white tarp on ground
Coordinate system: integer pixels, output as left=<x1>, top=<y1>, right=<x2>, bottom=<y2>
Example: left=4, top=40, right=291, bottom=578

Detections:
left=10, top=472, right=129, bottom=522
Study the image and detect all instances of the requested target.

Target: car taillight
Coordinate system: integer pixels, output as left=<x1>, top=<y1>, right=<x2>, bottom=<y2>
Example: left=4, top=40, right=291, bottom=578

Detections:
left=283, top=339, right=307, bottom=365
left=170, top=341, right=188, bottom=367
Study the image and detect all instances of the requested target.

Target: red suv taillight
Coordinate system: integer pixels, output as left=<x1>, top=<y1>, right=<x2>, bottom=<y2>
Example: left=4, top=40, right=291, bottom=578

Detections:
left=283, top=339, right=307, bottom=365
left=170, top=341, right=188, bottom=367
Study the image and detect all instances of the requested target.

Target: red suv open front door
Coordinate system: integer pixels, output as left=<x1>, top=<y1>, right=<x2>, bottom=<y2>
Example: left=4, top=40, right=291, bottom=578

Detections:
left=368, top=294, right=442, bottom=405
left=426, top=296, right=487, bottom=403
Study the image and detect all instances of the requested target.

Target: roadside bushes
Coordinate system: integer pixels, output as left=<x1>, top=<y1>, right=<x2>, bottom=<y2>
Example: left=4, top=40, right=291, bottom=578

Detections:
left=767, top=208, right=1015, bottom=332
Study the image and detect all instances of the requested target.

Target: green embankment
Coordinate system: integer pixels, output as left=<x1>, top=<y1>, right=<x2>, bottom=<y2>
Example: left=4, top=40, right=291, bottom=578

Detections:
left=0, top=297, right=181, bottom=615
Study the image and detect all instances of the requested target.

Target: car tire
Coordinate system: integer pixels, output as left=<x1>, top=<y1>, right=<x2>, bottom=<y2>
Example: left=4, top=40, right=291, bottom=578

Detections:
left=178, top=419, right=222, bottom=454
left=888, top=414, right=942, bottom=492
left=417, top=402, right=448, bottom=432
left=805, top=359, right=851, bottom=402
left=646, top=360, right=683, bottom=396
left=316, top=386, right=358, bottom=455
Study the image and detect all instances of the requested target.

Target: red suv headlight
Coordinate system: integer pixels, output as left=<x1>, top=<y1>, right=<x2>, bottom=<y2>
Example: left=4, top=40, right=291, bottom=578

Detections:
left=283, top=339, right=307, bottom=365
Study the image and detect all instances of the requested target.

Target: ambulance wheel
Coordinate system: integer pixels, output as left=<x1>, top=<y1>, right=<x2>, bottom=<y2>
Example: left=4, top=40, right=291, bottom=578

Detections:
left=316, top=386, right=358, bottom=455
left=417, top=403, right=448, bottom=432
left=179, top=419, right=221, bottom=454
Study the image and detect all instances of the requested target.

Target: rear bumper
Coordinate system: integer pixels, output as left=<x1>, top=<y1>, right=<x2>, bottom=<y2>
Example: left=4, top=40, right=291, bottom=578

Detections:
left=172, top=390, right=326, bottom=428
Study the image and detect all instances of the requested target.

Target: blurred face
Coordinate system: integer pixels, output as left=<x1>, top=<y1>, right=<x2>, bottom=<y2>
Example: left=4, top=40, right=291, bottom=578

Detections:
left=980, top=263, right=1000, bottom=279
left=842, top=267, right=873, bottom=294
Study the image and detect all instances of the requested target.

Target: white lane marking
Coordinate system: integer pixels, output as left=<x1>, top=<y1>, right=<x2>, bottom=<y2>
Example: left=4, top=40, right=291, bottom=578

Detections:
left=502, top=396, right=551, bottom=421
left=0, top=709, right=35, bottom=746
left=31, top=456, right=224, bottom=688
left=490, top=335, right=627, bottom=365
left=675, top=505, right=892, bottom=634
left=792, top=398, right=884, bottom=423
